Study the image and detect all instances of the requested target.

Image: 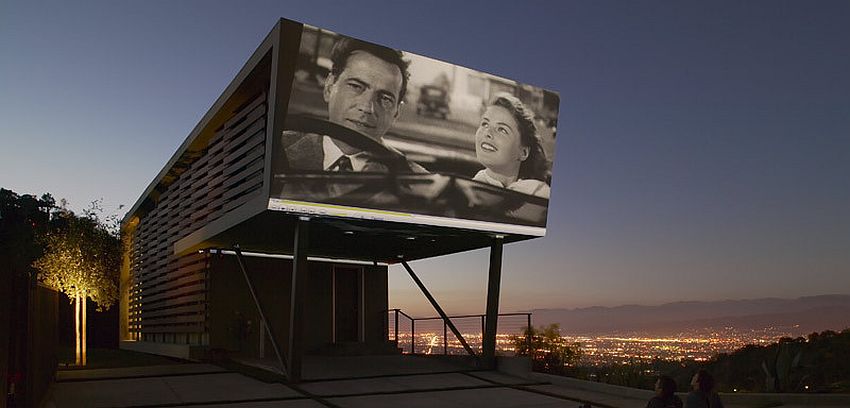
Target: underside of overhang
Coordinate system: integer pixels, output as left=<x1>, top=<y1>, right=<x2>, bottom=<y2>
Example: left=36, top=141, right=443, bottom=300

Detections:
left=174, top=206, right=532, bottom=264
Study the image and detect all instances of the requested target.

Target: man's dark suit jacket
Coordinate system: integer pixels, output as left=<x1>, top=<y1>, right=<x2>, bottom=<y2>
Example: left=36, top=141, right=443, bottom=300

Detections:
left=280, top=130, right=428, bottom=173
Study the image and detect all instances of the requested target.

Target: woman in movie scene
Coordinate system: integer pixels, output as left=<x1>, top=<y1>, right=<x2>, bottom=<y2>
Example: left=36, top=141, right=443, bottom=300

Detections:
left=473, top=93, right=550, bottom=199
left=685, top=369, right=724, bottom=408
left=647, top=375, right=683, bottom=408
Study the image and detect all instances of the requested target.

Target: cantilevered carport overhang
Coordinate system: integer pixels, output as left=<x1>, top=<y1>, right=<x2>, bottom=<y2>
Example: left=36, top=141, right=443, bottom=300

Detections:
left=172, top=197, right=531, bottom=262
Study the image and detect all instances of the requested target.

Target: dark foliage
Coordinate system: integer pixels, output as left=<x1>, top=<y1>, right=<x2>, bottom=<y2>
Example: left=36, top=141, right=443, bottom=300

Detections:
left=565, top=329, right=850, bottom=394
left=0, top=188, right=54, bottom=279
left=512, top=324, right=581, bottom=376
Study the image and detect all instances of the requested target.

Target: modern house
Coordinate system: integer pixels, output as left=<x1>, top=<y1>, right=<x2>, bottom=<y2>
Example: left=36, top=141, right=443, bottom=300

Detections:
left=120, top=18, right=557, bottom=382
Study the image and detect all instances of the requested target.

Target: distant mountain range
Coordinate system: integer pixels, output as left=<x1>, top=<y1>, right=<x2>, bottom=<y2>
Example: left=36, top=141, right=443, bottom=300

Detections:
left=530, top=294, right=850, bottom=335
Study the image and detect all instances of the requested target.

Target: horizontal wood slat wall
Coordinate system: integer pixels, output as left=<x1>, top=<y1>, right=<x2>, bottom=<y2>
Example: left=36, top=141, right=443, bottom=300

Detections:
left=127, top=92, right=268, bottom=344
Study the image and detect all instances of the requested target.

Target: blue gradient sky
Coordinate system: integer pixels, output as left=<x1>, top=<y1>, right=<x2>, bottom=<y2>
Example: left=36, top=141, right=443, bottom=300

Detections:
left=2, top=1, right=848, bottom=316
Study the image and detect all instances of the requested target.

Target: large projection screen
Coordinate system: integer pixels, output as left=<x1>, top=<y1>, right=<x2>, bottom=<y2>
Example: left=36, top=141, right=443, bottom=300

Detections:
left=268, top=24, right=560, bottom=236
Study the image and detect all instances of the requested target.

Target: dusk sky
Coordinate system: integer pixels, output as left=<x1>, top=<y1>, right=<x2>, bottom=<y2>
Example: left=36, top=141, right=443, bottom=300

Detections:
left=2, top=1, right=848, bottom=317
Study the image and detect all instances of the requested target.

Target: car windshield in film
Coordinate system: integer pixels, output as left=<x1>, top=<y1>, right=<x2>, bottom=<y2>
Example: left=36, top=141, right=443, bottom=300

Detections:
left=270, top=24, right=560, bottom=233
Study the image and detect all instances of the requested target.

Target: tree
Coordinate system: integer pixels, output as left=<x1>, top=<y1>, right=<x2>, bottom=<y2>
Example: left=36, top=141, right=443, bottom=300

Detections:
left=0, top=189, right=53, bottom=276
left=32, top=201, right=120, bottom=366
left=512, top=323, right=581, bottom=375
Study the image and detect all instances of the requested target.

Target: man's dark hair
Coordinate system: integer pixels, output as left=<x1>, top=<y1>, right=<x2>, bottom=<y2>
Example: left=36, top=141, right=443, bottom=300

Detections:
left=329, top=36, right=410, bottom=103
left=657, top=375, right=678, bottom=398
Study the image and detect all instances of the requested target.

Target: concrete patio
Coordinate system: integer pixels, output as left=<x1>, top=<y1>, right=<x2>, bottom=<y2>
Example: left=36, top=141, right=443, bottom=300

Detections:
left=44, top=355, right=850, bottom=407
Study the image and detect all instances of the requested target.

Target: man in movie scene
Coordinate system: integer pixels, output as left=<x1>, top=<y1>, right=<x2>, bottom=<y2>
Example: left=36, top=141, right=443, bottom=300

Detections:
left=273, top=28, right=554, bottom=228
left=282, top=37, right=427, bottom=174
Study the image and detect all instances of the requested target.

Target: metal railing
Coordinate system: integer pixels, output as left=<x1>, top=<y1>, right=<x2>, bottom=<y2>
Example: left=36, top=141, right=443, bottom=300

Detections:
left=388, top=309, right=531, bottom=356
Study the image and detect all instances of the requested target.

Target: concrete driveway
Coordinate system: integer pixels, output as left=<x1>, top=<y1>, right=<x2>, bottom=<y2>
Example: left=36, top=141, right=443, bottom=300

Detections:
left=45, top=362, right=603, bottom=408
left=45, top=357, right=848, bottom=407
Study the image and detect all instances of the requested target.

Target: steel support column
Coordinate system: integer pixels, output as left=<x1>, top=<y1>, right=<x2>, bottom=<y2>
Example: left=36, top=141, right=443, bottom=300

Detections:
left=482, top=237, right=503, bottom=369
left=288, top=217, right=310, bottom=382
left=401, top=261, right=477, bottom=358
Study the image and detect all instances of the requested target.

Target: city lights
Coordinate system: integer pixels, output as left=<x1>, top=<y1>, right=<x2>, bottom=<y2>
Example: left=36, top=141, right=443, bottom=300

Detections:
left=394, top=325, right=800, bottom=365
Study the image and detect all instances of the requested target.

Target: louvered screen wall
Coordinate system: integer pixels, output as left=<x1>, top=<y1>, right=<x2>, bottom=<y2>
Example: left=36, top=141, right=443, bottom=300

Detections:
left=127, top=93, right=268, bottom=345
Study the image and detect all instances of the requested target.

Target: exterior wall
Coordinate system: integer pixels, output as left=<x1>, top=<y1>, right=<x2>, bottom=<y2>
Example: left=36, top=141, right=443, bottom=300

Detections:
left=208, top=253, right=389, bottom=359
left=364, top=264, right=389, bottom=345
left=208, top=253, right=292, bottom=355
left=123, top=90, right=270, bottom=346
left=305, top=262, right=334, bottom=350
left=3, top=282, right=59, bottom=407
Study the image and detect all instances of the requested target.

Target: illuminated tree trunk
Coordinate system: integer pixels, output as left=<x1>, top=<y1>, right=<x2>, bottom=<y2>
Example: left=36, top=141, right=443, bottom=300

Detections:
left=74, top=293, right=81, bottom=366
left=82, top=291, right=87, bottom=366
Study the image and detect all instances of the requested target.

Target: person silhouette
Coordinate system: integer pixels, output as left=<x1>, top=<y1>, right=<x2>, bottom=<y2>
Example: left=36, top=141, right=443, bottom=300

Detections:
left=647, top=375, right=683, bottom=408
left=685, top=369, right=724, bottom=408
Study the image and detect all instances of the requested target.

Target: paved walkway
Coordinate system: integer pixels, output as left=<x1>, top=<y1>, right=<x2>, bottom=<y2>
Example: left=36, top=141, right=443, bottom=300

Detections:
left=46, top=359, right=848, bottom=407
left=45, top=362, right=606, bottom=407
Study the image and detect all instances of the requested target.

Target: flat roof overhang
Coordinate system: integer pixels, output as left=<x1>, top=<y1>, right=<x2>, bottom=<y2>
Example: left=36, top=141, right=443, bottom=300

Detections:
left=173, top=195, right=534, bottom=263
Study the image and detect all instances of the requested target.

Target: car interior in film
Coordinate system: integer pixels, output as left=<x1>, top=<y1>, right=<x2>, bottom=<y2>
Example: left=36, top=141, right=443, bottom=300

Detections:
left=270, top=24, right=560, bottom=232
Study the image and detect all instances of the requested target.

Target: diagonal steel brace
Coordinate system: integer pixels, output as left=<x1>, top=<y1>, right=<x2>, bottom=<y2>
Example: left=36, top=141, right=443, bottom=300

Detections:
left=233, top=245, right=289, bottom=379
left=401, top=261, right=478, bottom=359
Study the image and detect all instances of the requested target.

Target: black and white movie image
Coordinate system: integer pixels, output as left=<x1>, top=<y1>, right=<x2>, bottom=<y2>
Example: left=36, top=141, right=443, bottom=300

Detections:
left=270, top=25, right=560, bottom=232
